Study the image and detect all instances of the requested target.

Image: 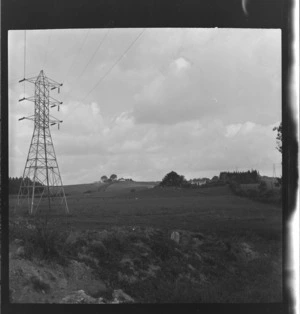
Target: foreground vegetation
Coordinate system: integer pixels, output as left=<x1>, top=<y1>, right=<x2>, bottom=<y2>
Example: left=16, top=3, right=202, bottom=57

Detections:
left=9, top=184, right=282, bottom=303
left=9, top=216, right=282, bottom=303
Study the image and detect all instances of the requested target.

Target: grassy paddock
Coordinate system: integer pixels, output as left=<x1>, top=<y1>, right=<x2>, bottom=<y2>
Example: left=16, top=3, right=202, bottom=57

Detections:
left=10, top=185, right=281, bottom=238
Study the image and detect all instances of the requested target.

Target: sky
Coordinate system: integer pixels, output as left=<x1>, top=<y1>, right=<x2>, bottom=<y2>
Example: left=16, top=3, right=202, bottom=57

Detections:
left=8, top=28, right=281, bottom=185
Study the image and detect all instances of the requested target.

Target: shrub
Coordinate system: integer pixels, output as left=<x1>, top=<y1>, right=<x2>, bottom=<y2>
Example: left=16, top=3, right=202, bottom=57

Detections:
left=258, top=181, right=267, bottom=194
left=22, top=219, right=69, bottom=266
left=89, top=240, right=108, bottom=259
left=229, top=181, right=241, bottom=193
left=149, top=237, right=179, bottom=262
left=246, top=189, right=258, bottom=198
left=160, top=171, right=187, bottom=188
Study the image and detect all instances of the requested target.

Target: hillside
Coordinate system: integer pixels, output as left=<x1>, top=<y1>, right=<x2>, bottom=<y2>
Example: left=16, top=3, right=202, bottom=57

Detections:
left=63, top=181, right=157, bottom=196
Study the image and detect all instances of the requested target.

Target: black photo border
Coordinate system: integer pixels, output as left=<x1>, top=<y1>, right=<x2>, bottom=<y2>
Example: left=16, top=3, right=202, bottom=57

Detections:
left=1, top=0, right=297, bottom=314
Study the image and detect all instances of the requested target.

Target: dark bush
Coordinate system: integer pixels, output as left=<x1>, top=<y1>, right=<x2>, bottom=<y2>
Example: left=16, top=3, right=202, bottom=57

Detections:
left=89, top=241, right=108, bottom=261
left=160, top=171, right=187, bottom=188
left=238, top=190, right=247, bottom=197
left=219, top=170, right=260, bottom=184
left=258, top=181, right=267, bottom=193
left=246, top=189, right=258, bottom=198
left=149, top=237, right=179, bottom=262
left=22, top=220, right=69, bottom=266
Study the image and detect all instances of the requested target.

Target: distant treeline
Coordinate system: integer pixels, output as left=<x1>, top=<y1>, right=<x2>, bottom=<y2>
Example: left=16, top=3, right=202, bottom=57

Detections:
left=219, top=170, right=260, bottom=184
left=9, top=177, right=44, bottom=195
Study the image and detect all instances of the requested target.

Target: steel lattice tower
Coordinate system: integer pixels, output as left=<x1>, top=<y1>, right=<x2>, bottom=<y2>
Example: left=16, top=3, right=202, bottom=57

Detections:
left=17, top=70, right=69, bottom=215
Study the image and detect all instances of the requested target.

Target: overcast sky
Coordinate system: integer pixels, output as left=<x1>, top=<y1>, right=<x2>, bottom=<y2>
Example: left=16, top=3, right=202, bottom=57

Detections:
left=8, top=28, right=281, bottom=184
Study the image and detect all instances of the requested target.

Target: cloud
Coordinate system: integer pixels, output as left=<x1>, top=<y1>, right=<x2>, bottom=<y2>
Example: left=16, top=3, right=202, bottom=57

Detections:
left=10, top=101, right=281, bottom=184
left=8, top=29, right=281, bottom=184
left=131, top=29, right=280, bottom=126
left=171, top=57, right=192, bottom=74
left=225, top=123, right=242, bottom=137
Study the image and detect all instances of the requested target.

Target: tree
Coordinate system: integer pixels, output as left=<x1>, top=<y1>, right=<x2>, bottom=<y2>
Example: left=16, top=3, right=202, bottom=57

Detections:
left=101, top=175, right=108, bottom=182
left=110, top=174, right=117, bottom=181
left=273, top=122, right=282, bottom=186
left=273, top=122, right=282, bottom=154
left=211, top=176, right=219, bottom=182
left=160, top=171, right=186, bottom=187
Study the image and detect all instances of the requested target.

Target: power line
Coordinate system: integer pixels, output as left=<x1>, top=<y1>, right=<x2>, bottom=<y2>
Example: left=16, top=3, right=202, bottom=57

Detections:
left=63, top=29, right=109, bottom=101
left=81, top=28, right=146, bottom=102
left=62, top=29, right=90, bottom=83
left=77, top=29, right=110, bottom=80
left=64, top=28, right=146, bottom=120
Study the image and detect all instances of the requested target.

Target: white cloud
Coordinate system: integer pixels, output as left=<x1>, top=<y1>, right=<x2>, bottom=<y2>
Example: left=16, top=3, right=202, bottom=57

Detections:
left=8, top=29, right=281, bottom=184
left=171, top=57, right=191, bottom=74
left=225, top=123, right=242, bottom=137
left=90, top=102, right=101, bottom=116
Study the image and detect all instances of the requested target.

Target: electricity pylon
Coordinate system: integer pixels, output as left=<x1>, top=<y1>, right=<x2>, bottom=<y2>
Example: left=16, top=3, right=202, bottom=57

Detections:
left=17, top=70, right=69, bottom=215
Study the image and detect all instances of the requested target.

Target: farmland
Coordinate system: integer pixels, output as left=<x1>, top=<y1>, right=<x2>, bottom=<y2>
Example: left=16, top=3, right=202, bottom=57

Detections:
left=10, top=181, right=282, bottom=237
left=9, top=182, right=282, bottom=303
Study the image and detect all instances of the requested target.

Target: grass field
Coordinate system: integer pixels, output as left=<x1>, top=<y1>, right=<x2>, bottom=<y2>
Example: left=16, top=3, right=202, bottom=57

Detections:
left=10, top=182, right=282, bottom=238
left=9, top=182, right=282, bottom=303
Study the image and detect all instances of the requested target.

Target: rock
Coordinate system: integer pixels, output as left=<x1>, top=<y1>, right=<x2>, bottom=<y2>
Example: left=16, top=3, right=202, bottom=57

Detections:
left=60, top=290, right=99, bottom=304
left=170, top=231, right=180, bottom=244
left=84, top=280, right=107, bottom=298
left=16, top=246, right=25, bottom=257
left=112, top=289, right=134, bottom=303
